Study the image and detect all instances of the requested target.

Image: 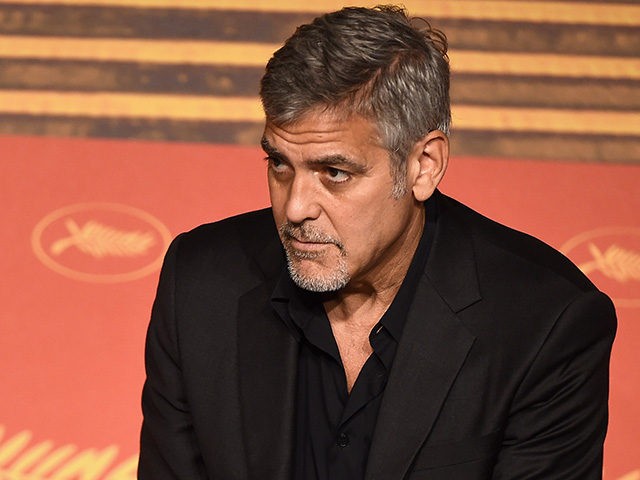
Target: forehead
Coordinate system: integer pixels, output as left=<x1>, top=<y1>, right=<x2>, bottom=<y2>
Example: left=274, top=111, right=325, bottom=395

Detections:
left=262, top=111, right=384, bottom=153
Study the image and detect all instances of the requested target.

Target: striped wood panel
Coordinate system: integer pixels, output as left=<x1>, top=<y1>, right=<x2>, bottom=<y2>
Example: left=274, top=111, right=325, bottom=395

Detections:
left=0, top=0, right=639, bottom=162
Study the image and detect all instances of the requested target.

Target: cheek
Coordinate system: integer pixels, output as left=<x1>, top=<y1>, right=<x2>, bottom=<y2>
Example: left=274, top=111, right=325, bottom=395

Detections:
left=333, top=207, right=381, bottom=248
left=342, top=201, right=409, bottom=247
left=267, top=174, right=279, bottom=199
left=268, top=181, right=286, bottom=217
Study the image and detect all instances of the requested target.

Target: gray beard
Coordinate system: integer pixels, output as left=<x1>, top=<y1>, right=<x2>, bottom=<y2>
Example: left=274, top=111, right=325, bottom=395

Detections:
left=279, top=222, right=349, bottom=292
left=284, top=247, right=350, bottom=292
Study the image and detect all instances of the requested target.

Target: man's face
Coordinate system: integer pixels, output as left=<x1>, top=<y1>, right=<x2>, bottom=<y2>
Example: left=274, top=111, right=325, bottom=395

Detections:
left=263, top=111, right=424, bottom=293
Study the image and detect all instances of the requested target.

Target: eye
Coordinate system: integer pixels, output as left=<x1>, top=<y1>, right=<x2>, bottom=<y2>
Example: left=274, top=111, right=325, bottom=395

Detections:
left=325, top=167, right=350, bottom=184
left=265, top=156, right=290, bottom=175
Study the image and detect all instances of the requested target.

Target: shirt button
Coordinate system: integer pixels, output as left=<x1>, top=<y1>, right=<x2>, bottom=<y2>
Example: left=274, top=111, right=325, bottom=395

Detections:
left=337, top=432, right=350, bottom=448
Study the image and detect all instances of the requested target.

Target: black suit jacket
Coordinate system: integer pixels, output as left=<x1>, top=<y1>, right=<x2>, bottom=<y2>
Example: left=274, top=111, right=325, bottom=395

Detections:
left=139, top=191, right=616, bottom=479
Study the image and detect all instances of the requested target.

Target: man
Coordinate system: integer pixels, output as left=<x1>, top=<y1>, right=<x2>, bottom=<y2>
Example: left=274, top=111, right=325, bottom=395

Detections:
left=139, top=5, right=616, bottom=479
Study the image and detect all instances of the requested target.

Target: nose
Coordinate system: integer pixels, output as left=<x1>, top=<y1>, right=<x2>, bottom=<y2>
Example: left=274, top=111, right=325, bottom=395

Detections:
left=284, top=172, right=321, bottom=224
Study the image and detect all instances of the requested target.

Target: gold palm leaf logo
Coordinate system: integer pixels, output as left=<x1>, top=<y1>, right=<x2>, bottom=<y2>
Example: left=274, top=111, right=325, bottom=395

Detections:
left=618, top=470, right=640, bottom=480
left=561, top=227, right=640, bottom=308
left=50, top=219, right=156, bottom=259
left=0, top=425, right=137, bottom=479
left=579, top=243, right=640, bottom=283
left=32, top=203, right=172, bottom=283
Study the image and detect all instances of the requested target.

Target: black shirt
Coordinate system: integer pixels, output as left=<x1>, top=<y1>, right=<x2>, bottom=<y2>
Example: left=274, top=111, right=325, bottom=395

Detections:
left=271, top=204, right=435, bottom=480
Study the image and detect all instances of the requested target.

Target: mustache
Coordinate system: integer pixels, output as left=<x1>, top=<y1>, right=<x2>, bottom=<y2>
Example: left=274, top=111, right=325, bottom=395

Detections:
left=279, top=222, right=344, bottom=249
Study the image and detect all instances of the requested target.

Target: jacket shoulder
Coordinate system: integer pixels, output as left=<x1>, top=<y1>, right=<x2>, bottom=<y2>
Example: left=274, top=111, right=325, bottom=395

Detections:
left=167, top=207, right=281, bottom=288
left=439, top=193, right=596, bottom=293
left=181, top=207, right=276, bottom=251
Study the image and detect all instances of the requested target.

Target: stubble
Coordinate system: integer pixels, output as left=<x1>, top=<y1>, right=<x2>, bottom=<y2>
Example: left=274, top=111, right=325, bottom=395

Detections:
left=279, top=222, right=350, bottom=292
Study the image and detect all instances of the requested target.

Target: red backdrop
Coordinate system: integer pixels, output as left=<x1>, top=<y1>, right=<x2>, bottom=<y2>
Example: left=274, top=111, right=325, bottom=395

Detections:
left=1, top=134, right=638, bottom=478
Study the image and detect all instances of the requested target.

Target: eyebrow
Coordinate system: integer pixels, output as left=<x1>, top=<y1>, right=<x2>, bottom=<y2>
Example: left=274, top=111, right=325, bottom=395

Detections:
left=306, top=155, right=370, bottom=174
left=261, top=136, right=279, bottom=157
left=260, top=137, right=370, bottom=174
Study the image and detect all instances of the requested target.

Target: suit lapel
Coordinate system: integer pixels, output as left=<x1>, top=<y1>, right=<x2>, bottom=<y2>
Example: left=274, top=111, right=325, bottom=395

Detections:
left=237, top=232, right=299, bottom=480
left=365, top=280, right=475, bottom=478
left=366, top=192, right=481, bottom=479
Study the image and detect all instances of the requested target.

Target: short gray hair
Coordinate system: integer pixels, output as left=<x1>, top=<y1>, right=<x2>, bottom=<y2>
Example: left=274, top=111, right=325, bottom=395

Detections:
left=260, top=5, right=450, bottom=196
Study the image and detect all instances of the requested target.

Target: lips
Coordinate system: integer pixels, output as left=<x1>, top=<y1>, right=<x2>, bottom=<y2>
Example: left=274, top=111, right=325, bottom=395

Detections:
left=279, top=222, right=345, bottom=256
left=289, top=236, right=330, bottom=250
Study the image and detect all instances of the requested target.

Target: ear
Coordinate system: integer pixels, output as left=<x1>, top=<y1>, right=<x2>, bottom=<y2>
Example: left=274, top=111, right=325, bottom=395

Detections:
left=408, top=130, right=449, bottom=202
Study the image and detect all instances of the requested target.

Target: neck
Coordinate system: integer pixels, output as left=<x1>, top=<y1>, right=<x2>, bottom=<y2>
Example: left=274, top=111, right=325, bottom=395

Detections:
left=323, top=205, right=425, bottom=327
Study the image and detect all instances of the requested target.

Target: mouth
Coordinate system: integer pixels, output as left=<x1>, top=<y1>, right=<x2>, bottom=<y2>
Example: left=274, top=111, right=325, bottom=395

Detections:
left=279, top=223, right=344, bottom=258
left=288, top=236, right=332, bottom=251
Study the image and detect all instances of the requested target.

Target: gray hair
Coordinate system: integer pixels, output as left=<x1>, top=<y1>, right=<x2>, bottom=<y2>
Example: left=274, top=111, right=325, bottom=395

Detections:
left=259, top=5, right=450, bottom=197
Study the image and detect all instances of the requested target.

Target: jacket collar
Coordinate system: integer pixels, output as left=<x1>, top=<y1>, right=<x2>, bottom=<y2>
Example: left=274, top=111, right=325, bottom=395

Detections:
left=425, top=191, right=482, bottom=312
left=366, top=191, right=482, bottom=478
left=235, top=210, right=298, bottom=479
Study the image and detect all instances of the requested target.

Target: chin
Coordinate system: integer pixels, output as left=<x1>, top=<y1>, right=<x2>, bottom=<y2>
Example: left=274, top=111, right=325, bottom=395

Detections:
left=286, top=259, right=350, bottom=293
